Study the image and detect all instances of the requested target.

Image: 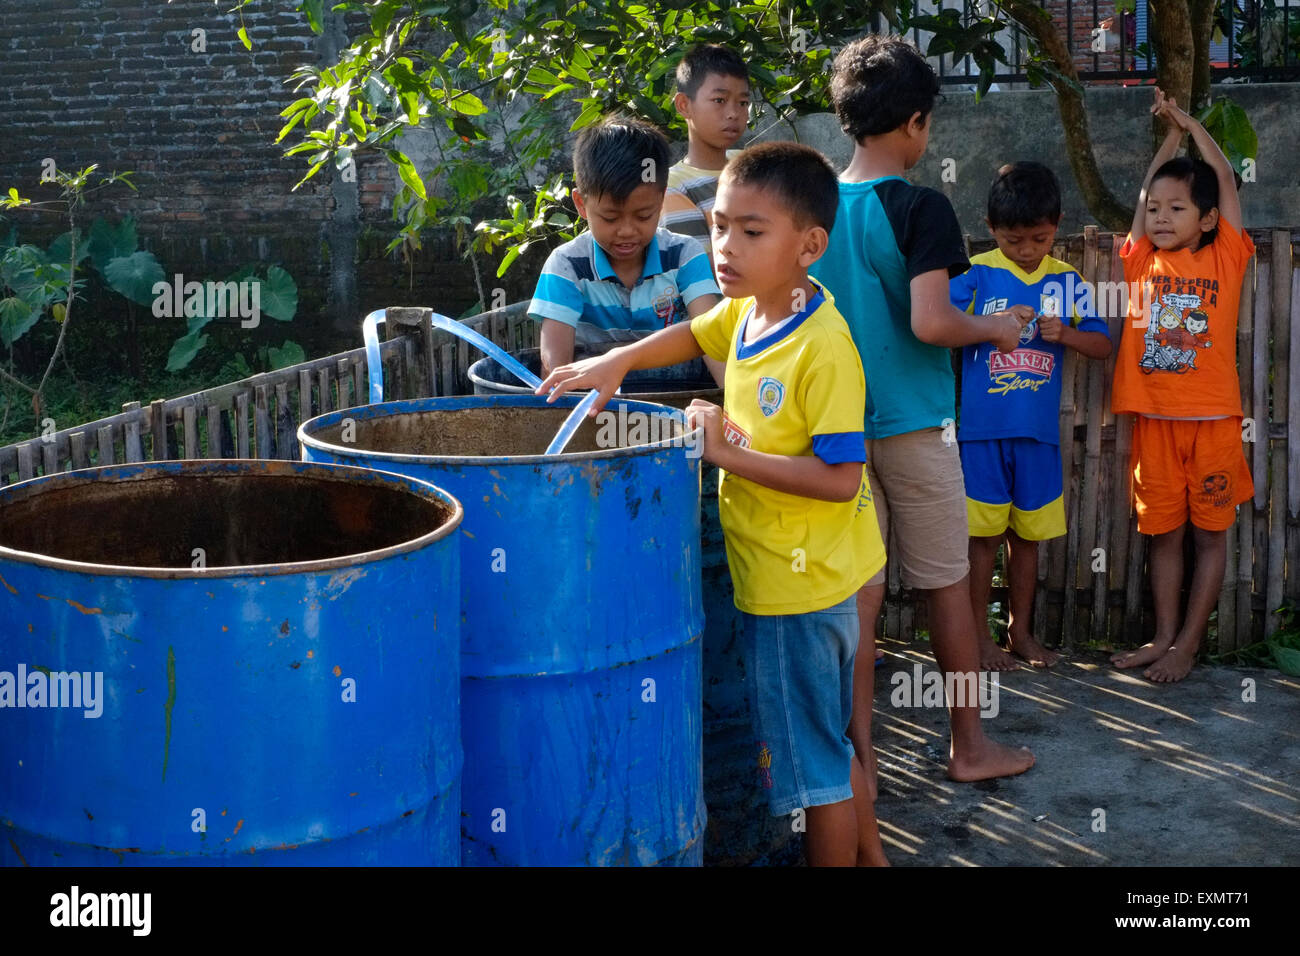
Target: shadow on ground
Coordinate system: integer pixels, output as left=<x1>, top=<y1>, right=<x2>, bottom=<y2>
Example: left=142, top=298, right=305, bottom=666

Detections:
left=872, top=639, right=1300, bottom=866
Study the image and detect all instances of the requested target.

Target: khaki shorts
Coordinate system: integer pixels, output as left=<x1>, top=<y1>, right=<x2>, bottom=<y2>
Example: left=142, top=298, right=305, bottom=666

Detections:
left=864, top=427, right=970, bottom=590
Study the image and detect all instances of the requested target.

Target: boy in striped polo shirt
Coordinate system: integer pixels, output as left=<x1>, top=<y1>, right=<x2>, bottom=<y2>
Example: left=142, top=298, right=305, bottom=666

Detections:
left=529, top=117, right=720, bottom=378
left=660, top=44, right=750, bottom=263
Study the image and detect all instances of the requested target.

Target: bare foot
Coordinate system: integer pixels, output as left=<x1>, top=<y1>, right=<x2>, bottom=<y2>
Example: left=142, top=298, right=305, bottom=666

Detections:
left=948, top=737, right=1035, bottom=782
left=1111, top=638, right=1171, bottom=669
left=1006, top=629, right=1061, bottom=668
left=1145, top=643, right=1197, bottom=683
left=979, top=639, right=1019, bottom=671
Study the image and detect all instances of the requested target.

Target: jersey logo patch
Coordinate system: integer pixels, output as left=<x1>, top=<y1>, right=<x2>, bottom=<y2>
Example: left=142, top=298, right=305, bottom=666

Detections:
left=757, top=377, right=785, bottom=417
left=722, top=413, right=751, bottom=448
left=652, top=285, right=681, bottom=326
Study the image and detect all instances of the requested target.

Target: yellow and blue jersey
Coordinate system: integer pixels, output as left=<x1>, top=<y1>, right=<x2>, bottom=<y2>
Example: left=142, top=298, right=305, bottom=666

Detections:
left=950, top=249, right=1109, bottom=446
left=690, top=282, right=886, bottom=616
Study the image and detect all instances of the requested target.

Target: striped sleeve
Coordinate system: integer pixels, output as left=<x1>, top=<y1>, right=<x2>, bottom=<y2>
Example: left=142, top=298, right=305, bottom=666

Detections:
left=673, top=235, right=720, bottom=305
left=528, top=250, right=583, bottom=327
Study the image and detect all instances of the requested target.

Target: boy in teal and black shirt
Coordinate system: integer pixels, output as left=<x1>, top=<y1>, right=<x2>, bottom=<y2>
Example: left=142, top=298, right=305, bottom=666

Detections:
left=951, top=162, right=1111, bottom=668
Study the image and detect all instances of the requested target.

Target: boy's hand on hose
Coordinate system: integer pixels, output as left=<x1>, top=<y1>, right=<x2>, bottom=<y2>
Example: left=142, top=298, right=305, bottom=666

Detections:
left=685, top=399, right=726, bottom=465
left=536, top=348, right=632, bottom=415
left=989, top=304, right=1036, bottom=353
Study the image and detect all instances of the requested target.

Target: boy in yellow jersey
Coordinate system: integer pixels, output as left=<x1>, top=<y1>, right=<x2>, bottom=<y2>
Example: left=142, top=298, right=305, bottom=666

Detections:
left=539, top=142, right=888, bottom=867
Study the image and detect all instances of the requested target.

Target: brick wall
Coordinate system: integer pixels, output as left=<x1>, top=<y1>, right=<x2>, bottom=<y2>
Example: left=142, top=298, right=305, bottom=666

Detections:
left=0, top=0, right=503, bottom=349
left=1044, top=0, right=1137, bottom=78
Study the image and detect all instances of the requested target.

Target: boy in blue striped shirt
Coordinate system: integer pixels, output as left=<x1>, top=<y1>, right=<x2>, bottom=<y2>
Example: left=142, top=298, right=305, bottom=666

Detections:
left=529, top=117, right=721, bottom=378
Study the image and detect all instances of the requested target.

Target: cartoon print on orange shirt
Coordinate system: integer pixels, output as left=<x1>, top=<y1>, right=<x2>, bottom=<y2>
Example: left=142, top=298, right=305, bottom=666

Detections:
left=1139, top=293, right=1212, bottom=374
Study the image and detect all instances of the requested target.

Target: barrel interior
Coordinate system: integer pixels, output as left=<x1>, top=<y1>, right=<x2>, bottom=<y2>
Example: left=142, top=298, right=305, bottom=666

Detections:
left=0, top=472, right=453, bottom=569
left=315, top=404, right=689, bottom=457
left=476, top=346, right=717, bottom=394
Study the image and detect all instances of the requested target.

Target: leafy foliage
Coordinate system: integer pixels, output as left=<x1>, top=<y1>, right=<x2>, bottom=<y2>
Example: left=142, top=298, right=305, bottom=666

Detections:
left=1196, top=96, right=1259, bottom=176
left=237, top=0, right=1257, bottom=270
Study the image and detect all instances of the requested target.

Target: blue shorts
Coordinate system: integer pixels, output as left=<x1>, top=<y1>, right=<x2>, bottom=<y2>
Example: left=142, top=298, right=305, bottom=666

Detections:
left=743, top=592, right=858, bottom=817
left=960, top=437, right=1066, bottom=540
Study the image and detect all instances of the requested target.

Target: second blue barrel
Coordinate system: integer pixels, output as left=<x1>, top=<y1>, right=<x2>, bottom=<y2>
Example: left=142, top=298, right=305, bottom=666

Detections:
left=300, top=394, right=705, bottom=865
left=471, top=351, right=798, bottom=866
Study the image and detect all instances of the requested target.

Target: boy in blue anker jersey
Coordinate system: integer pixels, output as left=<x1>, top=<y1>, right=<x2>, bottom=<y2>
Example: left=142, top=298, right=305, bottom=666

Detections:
left=529, top=116, right=721, bottom=378
left=951, top=163, right=1111, bottom=669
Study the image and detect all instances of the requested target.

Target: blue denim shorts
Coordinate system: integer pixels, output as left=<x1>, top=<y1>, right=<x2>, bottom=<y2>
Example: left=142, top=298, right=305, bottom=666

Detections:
left=743, top=592, right=859, bottom=817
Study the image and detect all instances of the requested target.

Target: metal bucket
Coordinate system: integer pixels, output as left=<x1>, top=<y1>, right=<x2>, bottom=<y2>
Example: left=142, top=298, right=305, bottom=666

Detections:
left=0, top=460, right=463, bottom=866
left=299, top=394, right=705, bottom=866
left=468, top=346, right=795, bottom=865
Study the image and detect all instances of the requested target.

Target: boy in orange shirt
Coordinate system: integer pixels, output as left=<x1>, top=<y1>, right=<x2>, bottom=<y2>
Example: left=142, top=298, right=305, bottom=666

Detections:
left=1110, top=88, right=1255, bottom=682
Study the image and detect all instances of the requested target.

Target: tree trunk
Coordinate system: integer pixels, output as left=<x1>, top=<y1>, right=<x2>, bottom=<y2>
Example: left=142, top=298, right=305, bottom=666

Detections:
left=1187, top=0, right=1217, bottom=111
left=1000, top=0, right=1132, bottom=231
left=1149, top=0, right=1195, bottom=111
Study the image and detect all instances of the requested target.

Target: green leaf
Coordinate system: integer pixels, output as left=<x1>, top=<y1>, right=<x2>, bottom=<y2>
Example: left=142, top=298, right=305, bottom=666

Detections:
left=103, top=251, right=166, bottom=306
left=219, top=352, right=254, bottom=384
left=88, top=217, right=137, bottom=275
left=165, top=330, right=209, bottom=372
left=258, top=265, right=298, bottom=322
left=0, top=296, right=37, bottom=348
left=266, top=339, right=306, bottom=369
left=495, top=245, right=520, bottom=277
left=526, top=67, right=561, bottom=87
left=47, top=230, right=88, bottom=267
left=238, top=25, right=251, bottom=51
left=570, top=101, right=603, bottom=131
left=303, top=0, right=325, bottom=33
left=390, top=150, right=428, bottom=200
left=1201, top=97, right=1258, bottom=172
left=446, top=91, right=486, bottom=115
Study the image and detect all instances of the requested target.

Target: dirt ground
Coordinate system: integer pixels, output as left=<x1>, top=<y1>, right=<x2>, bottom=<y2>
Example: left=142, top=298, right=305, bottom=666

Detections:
left=871, top=639, right=1300, bottom=866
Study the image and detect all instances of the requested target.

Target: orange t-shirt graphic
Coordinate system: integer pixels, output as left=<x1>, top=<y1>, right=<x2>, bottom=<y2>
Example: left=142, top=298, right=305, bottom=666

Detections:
left=1111, top=223, right=1254, bottom=418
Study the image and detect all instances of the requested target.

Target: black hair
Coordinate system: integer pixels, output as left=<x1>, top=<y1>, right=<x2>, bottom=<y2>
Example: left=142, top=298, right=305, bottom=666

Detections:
left=675, top=44, right=750, bottom=99
left=830, top=34, right=940, bottom=142
left=987, top=162, right=1062, bottom=229
left=720, top=142, right=838, bottom=233
left=1150, top=156, right=1220, bottom=248
left=573, top=115, right=671, bottom=201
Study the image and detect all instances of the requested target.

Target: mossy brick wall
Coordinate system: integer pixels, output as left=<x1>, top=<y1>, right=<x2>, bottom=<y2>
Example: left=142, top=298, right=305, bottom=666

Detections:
left=0, top=0, right=509, bottom=347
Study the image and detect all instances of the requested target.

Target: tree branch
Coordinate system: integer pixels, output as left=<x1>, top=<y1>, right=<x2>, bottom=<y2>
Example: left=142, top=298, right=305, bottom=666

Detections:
left=998, top=0, right=1133, bottom=230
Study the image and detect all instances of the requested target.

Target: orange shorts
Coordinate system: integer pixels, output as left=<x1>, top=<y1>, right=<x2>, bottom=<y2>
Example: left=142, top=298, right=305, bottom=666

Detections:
left=1130, top=416, right=1253, bottom=535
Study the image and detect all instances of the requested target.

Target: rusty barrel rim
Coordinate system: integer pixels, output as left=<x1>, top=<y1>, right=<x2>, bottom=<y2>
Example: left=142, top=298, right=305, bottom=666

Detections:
left=298, top=393, right=703, bottom=466
left=0, top=458, right=463, bottom=580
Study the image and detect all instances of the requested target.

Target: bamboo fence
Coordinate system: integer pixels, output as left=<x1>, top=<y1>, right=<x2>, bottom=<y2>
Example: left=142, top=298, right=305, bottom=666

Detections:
left=1, top=230, right=1296, bottom=651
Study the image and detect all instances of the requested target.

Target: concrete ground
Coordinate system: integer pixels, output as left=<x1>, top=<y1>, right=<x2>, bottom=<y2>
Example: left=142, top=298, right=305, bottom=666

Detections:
left=871, top=638, right=1300, bottom=866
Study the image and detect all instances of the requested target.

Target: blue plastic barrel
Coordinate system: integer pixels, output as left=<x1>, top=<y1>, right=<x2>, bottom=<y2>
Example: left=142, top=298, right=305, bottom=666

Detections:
left=470, top=352, right=796, bottom=865
left=0, top=460, right=462, bottom=866
left=299, top=394, right=705, bottom=866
